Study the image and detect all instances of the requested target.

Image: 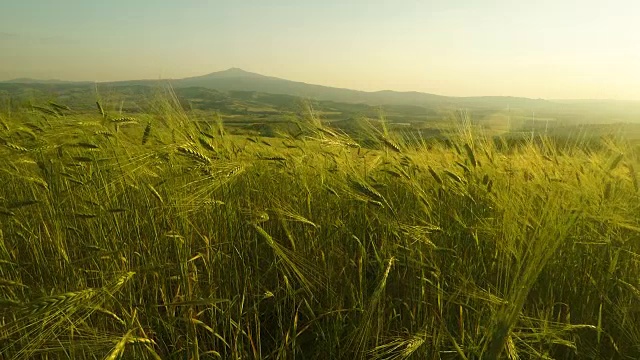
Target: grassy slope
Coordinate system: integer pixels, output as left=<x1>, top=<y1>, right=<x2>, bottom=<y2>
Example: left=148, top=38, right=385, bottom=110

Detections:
left=1, top=94, right=640, bottom=359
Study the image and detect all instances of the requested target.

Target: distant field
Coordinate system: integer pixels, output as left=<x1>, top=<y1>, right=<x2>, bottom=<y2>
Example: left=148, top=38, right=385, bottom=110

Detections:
left=3, top=81, right=640, bottom=139
left=1, top=91, right=640, bottom=359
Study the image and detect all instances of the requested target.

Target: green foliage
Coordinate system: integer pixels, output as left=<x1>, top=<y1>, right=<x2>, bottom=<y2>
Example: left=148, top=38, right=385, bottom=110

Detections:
left=1, top=93, right=640, bottom=359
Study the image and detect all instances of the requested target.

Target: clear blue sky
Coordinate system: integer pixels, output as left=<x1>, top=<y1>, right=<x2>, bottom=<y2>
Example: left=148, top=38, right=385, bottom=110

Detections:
left=1, top=0, right=639, bottom=99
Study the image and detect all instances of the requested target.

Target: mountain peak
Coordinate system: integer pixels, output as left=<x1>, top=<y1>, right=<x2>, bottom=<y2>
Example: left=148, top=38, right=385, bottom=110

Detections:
left=224, top=67, right=248, bottom=73
left=195, top=67, right=266, bottom=79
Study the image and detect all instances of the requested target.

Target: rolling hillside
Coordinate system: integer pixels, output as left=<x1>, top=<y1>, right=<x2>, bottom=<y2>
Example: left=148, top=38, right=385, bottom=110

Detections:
left=3, top=68, right=640, bottom=124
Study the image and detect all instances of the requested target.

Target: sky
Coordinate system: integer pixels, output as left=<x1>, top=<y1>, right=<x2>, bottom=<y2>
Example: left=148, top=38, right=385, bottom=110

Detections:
left=1, top=0, right=639, bottom=100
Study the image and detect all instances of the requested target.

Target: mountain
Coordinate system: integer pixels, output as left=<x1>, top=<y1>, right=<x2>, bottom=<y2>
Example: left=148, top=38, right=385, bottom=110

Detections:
left=172, top=68, right=454, bottom=107
left=167, top=69, right=640, bottom=121
left=0, top=69, right=569, bottom=110
left=170, top=69, right=574, bottom=112
left=5, top=68, right=640, bottom=123
left=108, top=68, right=545, bottom=109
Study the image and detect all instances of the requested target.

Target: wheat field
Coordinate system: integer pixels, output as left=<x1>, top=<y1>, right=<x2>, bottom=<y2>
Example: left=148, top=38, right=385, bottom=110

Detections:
left=1, top=91, right=640, bottom=359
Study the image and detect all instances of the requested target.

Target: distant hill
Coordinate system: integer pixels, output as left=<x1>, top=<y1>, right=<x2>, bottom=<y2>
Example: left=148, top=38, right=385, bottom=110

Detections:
left=106, top=68, right=551, bottom=110
left=173, top=69, right=640, bottom=122
left=1, top=78, right=88, bottom=85
left=0, top=69, right=609, bottom=111
left=3, top=68, right=640, bottom=124
left=171, top=68, right=449, bottom=106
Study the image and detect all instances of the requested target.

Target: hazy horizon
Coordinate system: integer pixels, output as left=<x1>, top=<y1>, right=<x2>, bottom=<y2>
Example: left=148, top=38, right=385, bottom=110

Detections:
left=2, top=0, right=639, bottom=100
